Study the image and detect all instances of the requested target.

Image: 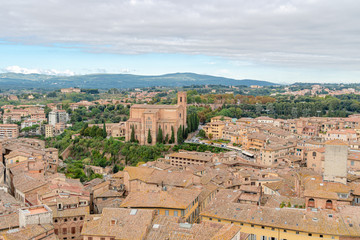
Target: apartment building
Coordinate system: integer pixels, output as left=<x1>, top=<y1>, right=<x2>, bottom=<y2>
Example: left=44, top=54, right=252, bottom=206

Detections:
left=51, top=197, right=89, bottom=240
left=203, top=121, right=226, bottom=139
left=0, top=124, right=19, bottom=138
left=260, top=144, right=295, bottom=166
left=44, top=124, right=54, bottom=138
left=49, top=110, right=69, bottom=126
left=165, top=151, right=213, bottom=166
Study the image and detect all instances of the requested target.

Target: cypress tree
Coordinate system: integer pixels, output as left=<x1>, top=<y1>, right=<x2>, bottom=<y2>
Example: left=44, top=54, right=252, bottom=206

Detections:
left=157, top=126, right=163, bottom=143
left=170, top=126, right=175, bottom=144
left=102, top=122, right=107, bottom=138
left=187, top=115, right=192, bottom=132
left=147, top=129, right=152, bottom=144
left=184, top=127, right=189, bottom=139
left=130, top=125, right=135, bottom=142
left=177, top=125, right=184, bottom=144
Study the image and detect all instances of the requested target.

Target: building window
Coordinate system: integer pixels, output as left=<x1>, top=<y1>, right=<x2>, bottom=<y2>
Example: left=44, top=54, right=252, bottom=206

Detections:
left=308, top=198, right=315, bottom=208
left=351, top=161, right=355, bottom=166
left=88, top=237, right=92, bottom=240
left=63, top=228, right=67, bottom=234
left=54, top=229, right=58, bottom=235
left=249, top=234, right=257, bottom=240
left=165, top=210, right=169, bottom=216
left=71, top=227, right=75, bottom=234
left=174, top=211, right=178, bottom=217
left=326, top=200, right=333, bottom=209
left=261, top=237, right=267, bottom=240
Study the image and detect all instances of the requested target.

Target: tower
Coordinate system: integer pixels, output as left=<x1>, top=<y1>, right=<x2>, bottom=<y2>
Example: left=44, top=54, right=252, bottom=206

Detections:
left=177, top=92, right=187, bottom=127
left=323, top=139, right=348, bottom=184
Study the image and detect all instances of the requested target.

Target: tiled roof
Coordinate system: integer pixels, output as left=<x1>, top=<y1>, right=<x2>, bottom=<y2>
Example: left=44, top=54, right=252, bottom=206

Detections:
left=325, top=139, right=348, bottom=146
left=201, top=203, right=360, bottom=236
left=146, top=215, right=240, bottom=240
left=120, top=188, right=201, bottom=210
left=81, top=208, right=155, bottom=239
left=1, top=224, right=54, bottom=240
left=50, top=205, right=89, bottom=218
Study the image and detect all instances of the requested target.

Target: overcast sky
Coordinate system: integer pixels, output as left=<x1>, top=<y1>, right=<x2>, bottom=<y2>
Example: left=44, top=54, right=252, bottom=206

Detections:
left=1, top=0, right=360, bottom=83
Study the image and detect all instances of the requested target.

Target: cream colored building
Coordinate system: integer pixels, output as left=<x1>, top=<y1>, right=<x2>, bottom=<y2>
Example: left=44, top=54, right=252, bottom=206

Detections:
left=45, top=124, right=54, bottom=138
left=323, top=140, right=348, bottom=184
left=0, top=124, right=19, bottom=138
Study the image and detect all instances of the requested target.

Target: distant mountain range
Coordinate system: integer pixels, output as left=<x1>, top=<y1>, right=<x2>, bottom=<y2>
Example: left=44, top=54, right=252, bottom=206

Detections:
left=0, top=72, right=277, bottom=89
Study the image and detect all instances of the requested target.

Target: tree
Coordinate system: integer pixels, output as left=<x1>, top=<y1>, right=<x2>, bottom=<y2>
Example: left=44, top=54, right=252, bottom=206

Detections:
left=113, top=164, right=120, bottom=173
left=208, top=133, right=213, bottom=140
left=102, top=122, right=107, bottom=138
left=198, top=129, right=206, bottom=138
left=96, top=128, right=103, bottom=138
left=170, top=126, right=175, bottom=144
left=130, top=125, right=136, bottom=142
left=80, top=123, right=88, bottom=136
left=157, top=126, right=163, bottom=144
left=177, top=126, right=184, bottom=144
left=184, top=127, right=189, bottom=139
left=164, top=134, right=169, bottom=144
left=147, top=129, right=152, bottom=144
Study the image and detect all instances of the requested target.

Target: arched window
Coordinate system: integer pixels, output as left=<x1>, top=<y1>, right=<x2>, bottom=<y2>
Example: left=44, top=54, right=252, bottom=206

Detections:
left=326, top=200, right=333, bottom=209
left=308, top=198, right=315, bottom=208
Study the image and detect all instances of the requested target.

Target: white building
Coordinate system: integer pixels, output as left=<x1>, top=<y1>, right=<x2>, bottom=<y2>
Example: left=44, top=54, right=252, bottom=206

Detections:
left=48, top=110, right=69, bottom=126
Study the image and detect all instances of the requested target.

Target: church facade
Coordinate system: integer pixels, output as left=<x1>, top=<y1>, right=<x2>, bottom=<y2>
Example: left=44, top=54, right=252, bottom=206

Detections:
left=125, top=92, right=187, bottom=145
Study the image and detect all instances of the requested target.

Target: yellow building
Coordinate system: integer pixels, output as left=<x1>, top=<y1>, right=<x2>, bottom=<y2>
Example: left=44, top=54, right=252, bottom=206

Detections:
left=201, top=202, right=360, bottom=240
left=120, top=188, right=200, bottom=223
left=211, top=116, right=232, bottom=123
left=45, top=124, right=54, bottom=138
left=203, top=121, right=226, bottom=139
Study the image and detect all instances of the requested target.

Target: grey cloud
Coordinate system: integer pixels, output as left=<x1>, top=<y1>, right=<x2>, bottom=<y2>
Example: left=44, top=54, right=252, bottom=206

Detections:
left=1, top=0, right=360, bottom=70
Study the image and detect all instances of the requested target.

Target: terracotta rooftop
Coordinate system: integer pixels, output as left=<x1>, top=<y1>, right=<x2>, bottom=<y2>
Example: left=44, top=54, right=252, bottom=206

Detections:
left=201, top=203, right=360, bottom=237
left=324, top=139, right=348, bottom=146
left=81, top=208, right=155, bottom=239
left=120, top=188, right=201, bottom=210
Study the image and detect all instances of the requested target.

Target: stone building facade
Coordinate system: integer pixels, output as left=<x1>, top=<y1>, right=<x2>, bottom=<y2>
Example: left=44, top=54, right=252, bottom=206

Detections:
left=125, top=92, right=187, bottom=145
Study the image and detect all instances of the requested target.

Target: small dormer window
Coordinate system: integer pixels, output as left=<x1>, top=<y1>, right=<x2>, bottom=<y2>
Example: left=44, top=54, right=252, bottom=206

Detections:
left=110, top=219, right=117, bottom=225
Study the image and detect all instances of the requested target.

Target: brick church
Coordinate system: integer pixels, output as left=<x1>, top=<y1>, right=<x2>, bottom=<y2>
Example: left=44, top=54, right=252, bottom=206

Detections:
left=125, top=92, right=187, bottom=145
